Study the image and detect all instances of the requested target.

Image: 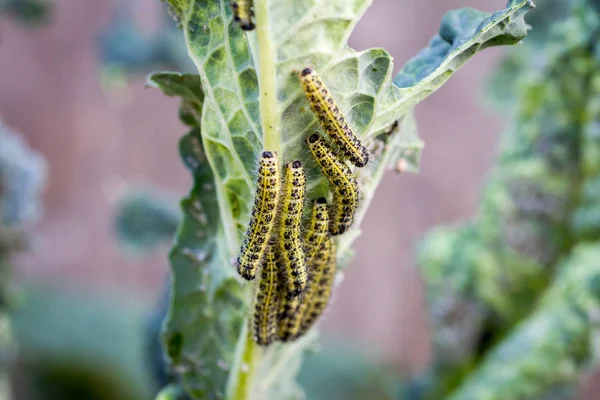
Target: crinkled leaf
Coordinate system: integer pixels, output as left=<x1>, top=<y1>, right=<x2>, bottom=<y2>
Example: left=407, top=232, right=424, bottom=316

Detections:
left=412, top=6, right=600, bottom=400
left=153, top=0, right=533, bottom=397
left=448, top=244, right=600, bottom=400
left=150, top=72, right=246, bottom=399
left=394, top=3, right=530, bottom=89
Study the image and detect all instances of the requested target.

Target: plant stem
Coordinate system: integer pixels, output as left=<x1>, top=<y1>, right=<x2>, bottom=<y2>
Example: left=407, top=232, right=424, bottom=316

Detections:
left=255, top=0, right=280, bottom=154
left=226, top=1, right=278, bottom=398
left=225, top=321, right=261, bottom=400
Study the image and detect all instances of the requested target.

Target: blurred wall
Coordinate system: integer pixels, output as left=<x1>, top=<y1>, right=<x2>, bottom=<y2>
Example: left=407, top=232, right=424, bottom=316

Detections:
left=0, top=0, right=520, bottom=384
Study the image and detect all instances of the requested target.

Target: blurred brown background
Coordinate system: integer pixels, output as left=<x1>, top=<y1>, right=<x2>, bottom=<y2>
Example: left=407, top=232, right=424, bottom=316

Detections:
left=1, top=0, right=596, bottom=398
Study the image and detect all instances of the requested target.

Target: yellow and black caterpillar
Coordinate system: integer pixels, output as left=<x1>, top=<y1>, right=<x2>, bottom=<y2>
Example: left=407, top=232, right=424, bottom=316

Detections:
left=306, top=133, right=359, bottom=235
left=299, top=237, right=336, bottom=337
left=231, top=0, right=255, bottom=31
left=300, top=67, right=369, bottom=168
left=236, top=151, right=279, bottom=280
left=278, top=160, right=308, bottom=298
left=277, top=291, right=301, bottom=342
left=277, top=198, right=330, bottom=341
left=253, top=245, right=279, bottom=346
left=304, top=198, right=330, bottom=265
left=277, top=237, right=336, bottom=341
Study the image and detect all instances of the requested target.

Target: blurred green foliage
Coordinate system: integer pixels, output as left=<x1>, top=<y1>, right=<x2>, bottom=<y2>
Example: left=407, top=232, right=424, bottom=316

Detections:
left=114, top=187, right=181, bottom=253
left=0, top=121, right=46, bottom=399
left=12, top=283, right=156, bottom=400
left=410, top=1, right=600, bottom=399
left=98, top=0, right=194, bottom=76
left=0, top=0, right=50, bottom=25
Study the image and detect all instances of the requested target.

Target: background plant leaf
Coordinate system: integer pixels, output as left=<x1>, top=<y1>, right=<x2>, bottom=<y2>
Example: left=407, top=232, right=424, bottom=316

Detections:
left=448, top=243, right=600, bottom=400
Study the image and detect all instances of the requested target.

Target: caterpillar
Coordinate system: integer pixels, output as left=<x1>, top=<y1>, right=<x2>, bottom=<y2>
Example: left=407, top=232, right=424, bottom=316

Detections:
left=278, top=160, right=308, bottom=298
left=277, top=197, right=327, bottom=341
left=253, top=245, right=279, bottom=346
left=236, top=151, right=279, bottom=280
left=298, top=237, right=337, bottom=337
left=306, top=133, right=359, bottom=235
left=231, top=0, right=255, bottom=31
left=276, top=292, right=301, bottom=342
left=300, top=67, right=369, bottom=168
left=304, top=198, right=330, bottom=265
left=278, top=237, right=336, bottom=341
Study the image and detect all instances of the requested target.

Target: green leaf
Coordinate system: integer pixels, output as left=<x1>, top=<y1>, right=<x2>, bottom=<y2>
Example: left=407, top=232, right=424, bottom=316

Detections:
left=388, top=0, right=532, bottom=120
left=448, top=243, right=600, bottom=400
left=114, top=187, right=181, bottom=252
left=150, top=71, right=246, bottom=398
left=12, top=283, right=154, bottom=400
left=393, top=2, right=531, bottom=89
left=412, top=5, right=600, bottom=399
left=153, top=0, right=533, bottom=398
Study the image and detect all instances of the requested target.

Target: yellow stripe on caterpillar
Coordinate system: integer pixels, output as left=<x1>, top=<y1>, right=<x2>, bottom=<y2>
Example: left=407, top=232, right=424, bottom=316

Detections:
left=236, top=151, right=279, bottom=280
left=252, top=245, right=279, bottom=346
left=306, top=133, right=359, bottom=235
left=300, top=67, right=369, bottom=168
left=304, top=198, right=329, bottom=265
left=278, top=160, right=308, bottom=298
left=231, top=0, right=255, bottom=30
left=298, top=237, right=336, bottom=337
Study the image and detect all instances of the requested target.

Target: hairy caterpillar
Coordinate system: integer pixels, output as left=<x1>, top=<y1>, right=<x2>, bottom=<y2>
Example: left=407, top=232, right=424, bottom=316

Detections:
left=231, top=0, right=255, bottom=30
left=298, top=237, right=337, bottom=337
left=253, top=245, right=279, bottom=346
left=236, top=151, right=279, bottom=280
left=304, top=198, right=330, bottom=265
left=278, top=160, right=308, bottom=298
left=277, top=197, right=328, bottom=341
left=300, top=67, right=369, bottom=168
left=306, top=133, right=359, bottom=235
left=276, top=293, right=301, bottom=342
left=278, top=237, right=336, bottom=341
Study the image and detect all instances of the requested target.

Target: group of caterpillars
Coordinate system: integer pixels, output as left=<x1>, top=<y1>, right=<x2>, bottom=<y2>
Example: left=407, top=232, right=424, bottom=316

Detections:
left=230, top=0, right=369, bottom=347
left=234, top=64, right=369, bottom=346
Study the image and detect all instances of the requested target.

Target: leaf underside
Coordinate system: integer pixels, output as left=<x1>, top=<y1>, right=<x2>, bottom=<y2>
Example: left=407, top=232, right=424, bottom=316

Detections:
left=149, top=0, right=533, bottom=398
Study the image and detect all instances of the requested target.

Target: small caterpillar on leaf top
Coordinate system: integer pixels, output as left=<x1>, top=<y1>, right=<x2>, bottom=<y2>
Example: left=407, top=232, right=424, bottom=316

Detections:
left=253, top=244, right=279, bottom=346
left=298, top=237, right=337, bottom=337
left=300, top=67, right=369, bottom=168
left=236, top=151, right=279, bottom=280
left=231, top=0, right=255, bottom=31
left=306, top=133, right=359, bottom=235
left=278, top=161, right=308, bottom=298
left=304, top=198, right=329, bottom=265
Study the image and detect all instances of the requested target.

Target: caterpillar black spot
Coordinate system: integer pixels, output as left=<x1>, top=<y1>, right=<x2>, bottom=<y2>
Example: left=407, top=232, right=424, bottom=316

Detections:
left=231, top=0, right=255, bottom=31
left=306, top=133, right=359, bottom=235
left=300, top=67, right=369, bottom=168
left=236, top=151, right=279, bottom=280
